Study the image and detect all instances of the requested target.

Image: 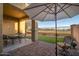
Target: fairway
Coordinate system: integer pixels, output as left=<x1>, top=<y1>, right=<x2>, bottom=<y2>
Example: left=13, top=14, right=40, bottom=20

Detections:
left=38, top=35, right=64, bottom=43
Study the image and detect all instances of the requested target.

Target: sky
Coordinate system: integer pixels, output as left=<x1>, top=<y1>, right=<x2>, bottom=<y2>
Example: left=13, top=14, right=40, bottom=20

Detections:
left=38, top=15, right=79, bottom=28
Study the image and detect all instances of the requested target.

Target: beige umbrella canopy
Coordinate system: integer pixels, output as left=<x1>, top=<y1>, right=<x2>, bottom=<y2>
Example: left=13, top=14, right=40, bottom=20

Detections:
left=24, top=3, right=79, bottom=56
left=24, top=3, right=79, bottom=21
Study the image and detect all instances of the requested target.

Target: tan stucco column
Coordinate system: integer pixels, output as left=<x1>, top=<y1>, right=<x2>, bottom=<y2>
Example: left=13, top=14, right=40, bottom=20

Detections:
left=0, top=3, right=3, bottom=53
left=18, top=19, right=20, bottom=34
left=31, top=20, right=38, bottom=42
left=25, top=18, right=28, bottom=37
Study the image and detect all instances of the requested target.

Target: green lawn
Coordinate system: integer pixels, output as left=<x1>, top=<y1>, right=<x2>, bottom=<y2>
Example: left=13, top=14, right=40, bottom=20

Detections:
left=38, top=35, right=64, bottom=43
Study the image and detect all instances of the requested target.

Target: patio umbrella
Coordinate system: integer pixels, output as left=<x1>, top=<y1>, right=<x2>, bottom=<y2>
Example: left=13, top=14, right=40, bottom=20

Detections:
left=24, top=3, right=79, bottom=56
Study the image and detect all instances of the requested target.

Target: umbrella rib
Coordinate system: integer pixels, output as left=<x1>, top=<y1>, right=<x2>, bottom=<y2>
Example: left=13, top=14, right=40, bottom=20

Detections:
left=24, top=3, right=49, bottom=10
left=57, top=4, right=71, bottom=18
left=43, top=11, right=55, bottom=14
left=67, top=3, right=79, bottom=6
left=57, top=4, right=71, bottom=14
left=32, top=7, right=48, bottom=19
left=44, top=3, right=55, bottom=14
left=57, top=4, right=67, bottom=14
left=45, top=4, right=55, bottom=14
left=44, top=4, right=71, bottom=15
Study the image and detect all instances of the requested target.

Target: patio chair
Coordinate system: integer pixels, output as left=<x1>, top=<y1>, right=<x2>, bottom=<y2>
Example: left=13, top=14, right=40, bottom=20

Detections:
left=3, top=35, right=10, bottom=47
left=8, top=35, right=18, bottom=44
left=58, top=36, right=77, bottom=56
left=8, top=33, right=25, bottom=44
left=64, top=36, right=77, bottom=49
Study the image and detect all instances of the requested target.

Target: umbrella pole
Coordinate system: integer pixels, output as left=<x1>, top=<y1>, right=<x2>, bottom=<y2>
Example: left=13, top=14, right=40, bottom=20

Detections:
left=55, top=4, right=57, bottom=56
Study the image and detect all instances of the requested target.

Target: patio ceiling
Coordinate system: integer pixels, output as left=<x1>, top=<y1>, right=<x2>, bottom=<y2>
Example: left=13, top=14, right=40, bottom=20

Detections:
left=10, top=3, right=29, bottom=10
left=3, top=3, right=29, bottom=19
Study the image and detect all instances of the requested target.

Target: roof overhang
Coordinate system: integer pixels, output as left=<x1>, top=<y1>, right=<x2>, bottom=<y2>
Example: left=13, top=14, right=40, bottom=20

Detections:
left=3, top=3, right=29, bottom=19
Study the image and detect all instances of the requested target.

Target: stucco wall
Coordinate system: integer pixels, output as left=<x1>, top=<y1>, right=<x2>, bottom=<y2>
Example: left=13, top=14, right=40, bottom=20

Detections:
left=3, top=17, right=28, bottom=35
left=19, top=19, right=26, bottom=34
left=71, top=25, right=79, bottom=43
left=3, top=17, right=18, bottom=35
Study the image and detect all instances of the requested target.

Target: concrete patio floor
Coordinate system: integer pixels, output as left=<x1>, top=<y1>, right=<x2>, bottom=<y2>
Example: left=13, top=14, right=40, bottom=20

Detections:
left=8, top=41, right=56, bottom=56
left=1, top=41, right=79, bottom=56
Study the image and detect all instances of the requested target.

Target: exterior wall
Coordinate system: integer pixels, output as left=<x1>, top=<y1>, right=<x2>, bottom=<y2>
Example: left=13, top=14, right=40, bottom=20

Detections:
left=3, top=17, right=28, bottom=35
left=19, top=19, right=26, bottom=34
left=0, top=3, right=3, bottom=53
left=3, top=17, right=18, bottom=35
left=71, top=25, right=79, bottom=43
left=19, top=18, right=28, bottom=36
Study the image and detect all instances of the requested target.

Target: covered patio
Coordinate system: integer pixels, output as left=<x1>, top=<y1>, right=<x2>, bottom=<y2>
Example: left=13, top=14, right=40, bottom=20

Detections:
left=0, top=3, right=39, bottom=54
left=2, top=3, right=33, bottom=53
left=0, top=3, right=79, bottom=56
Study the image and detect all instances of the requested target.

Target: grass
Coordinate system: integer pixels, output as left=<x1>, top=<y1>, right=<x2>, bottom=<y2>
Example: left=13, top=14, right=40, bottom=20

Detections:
left=26, top=35, right=64, bottom=44
left=38, top=35, right=64, bottom=43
